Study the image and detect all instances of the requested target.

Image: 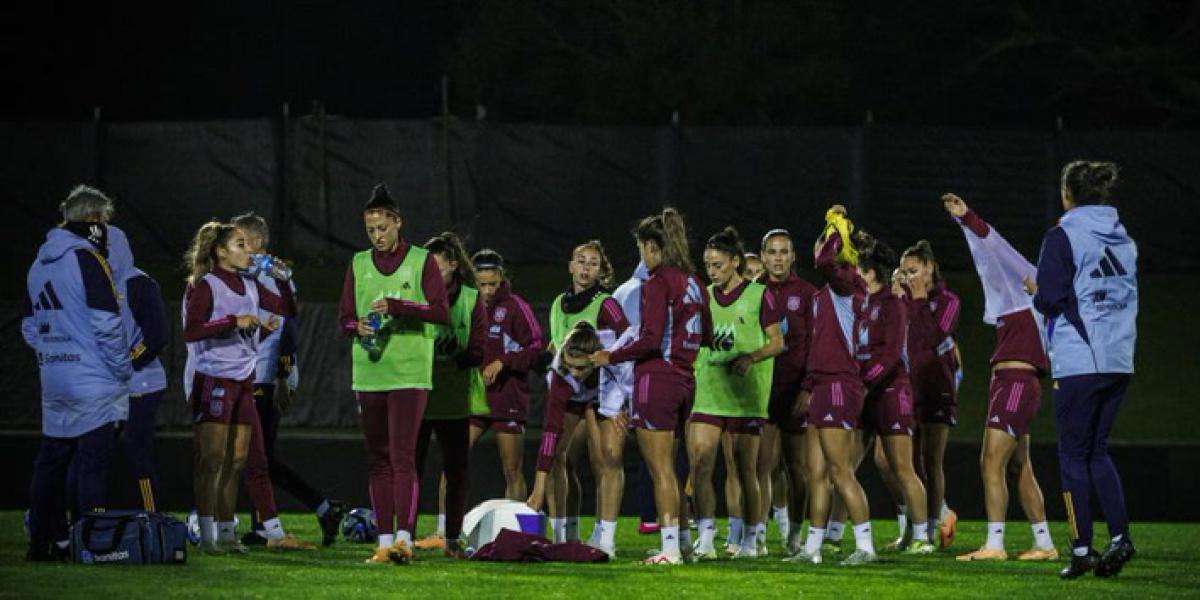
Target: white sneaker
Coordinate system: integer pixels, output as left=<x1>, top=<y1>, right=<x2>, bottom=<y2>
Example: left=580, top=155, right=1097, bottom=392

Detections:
left=732, top=545, right=759, bottom=559
left=640, top=551, right=683, bottom=565
left=783, top=548, right=822, bottom=564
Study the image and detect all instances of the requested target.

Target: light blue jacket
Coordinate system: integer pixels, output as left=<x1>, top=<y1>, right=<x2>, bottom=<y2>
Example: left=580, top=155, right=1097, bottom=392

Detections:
left=22, top=228, right=131, bottom=437
left=108, top=226, right=167, bottom=395
left=1035, top=205, right=1138, bottom=378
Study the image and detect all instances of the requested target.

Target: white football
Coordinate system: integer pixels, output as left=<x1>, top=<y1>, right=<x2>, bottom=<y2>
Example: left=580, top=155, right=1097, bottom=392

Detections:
left=460, top=499, right=545, bottom=555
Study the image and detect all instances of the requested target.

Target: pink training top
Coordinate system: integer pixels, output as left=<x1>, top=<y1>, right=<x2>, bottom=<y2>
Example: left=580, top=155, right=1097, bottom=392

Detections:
left=536, top=369, right=598, bottom=473
left=856, top=287, right=909, bottom=390
left=766, top=273, right=818, bottom=384
left=903, top=284, right=960, bottom=395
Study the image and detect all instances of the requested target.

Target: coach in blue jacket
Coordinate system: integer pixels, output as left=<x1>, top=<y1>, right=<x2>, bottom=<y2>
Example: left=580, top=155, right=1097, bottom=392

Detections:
left=1030, top=161, right=1138, bottom=580
left=21, top=186, right=132, bottom=561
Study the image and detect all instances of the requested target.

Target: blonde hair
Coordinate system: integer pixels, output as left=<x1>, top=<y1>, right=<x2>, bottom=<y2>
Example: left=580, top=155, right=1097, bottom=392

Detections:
left=184, top=221, right=239, bottom=285
left=573, top=239, right=615, bottom=289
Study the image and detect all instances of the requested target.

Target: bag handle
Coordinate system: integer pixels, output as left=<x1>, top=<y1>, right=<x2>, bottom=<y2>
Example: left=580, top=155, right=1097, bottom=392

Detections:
left=81, top=515, right=133, bottom=555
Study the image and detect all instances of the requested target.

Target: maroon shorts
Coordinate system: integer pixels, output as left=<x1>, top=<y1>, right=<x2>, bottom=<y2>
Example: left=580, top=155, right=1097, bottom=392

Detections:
left=190, top=373, right=256, bottom=425
left=630, top=366, right=694, bottom=435
left=469, top=416, right=526, bottom=435
left=986, top=369, right=1041, bottom=438
left=807, top=376, right=865, bottom=430
left=767, top=377, right=808, bottom=434
left=863, top=378, right=915, bottom=437
left=912, top=375, right=958, bottom=426
left=565, top=402, right=588, bottom=418
left=689, top=412, right=764, bottom=435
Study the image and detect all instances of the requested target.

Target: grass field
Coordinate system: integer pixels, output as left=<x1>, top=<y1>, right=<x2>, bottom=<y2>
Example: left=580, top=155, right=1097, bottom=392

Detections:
left=2, top=512, right=1196, bottom=599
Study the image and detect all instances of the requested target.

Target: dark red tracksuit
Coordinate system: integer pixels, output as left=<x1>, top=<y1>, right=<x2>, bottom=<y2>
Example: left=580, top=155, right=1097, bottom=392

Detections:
left=766, top=273, right=817, bottom=433
left=903, top=284, right=961, bottom=425
left=856, top=288, right=914, bottom=436
left=337, top=240, right=449, bottom=535
left=608, top=264, right=711, bottom=433
left=805, top=233, right=867, bottom=430
left=536, top=370, right=596, bottom=473
left=415, top=279, right=487, bottom=540
left=477, top=281, right=545, bottom=427
left=959, top=210, right=1050, bottom=438
left=184, top=268, right=295, bottom=521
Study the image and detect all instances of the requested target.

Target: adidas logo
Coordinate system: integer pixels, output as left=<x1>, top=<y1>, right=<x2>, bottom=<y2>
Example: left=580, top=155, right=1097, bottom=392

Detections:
left=33, top=281, right=64, bottom=311
left=1089, top=247, right=1128, bottom=279
left=990, top=415, right=1000, bottom=423
left=891, top=422, right=901, bottom=430
left=824, top=414, right=834, bottom=422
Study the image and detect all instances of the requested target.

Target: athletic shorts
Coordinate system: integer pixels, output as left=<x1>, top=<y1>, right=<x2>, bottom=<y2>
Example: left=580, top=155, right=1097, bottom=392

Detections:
left=862, top=378, right=915, bottom=437
left=566, top=401, right=588, bottom=418
left=469, top=416, right=526, bottom=435
left=630, top=365, right=694, bottom=435
left=912, top=376, right=958, bottom=426
left=807, top=376, right=865, bottom=430
left=986, top=369, right=1041, bottom=438
left=767, top=376, right=808, bottom=434
left=689, top=412, right=764, bottom=435
left=190, top=373, right=256, bottom=425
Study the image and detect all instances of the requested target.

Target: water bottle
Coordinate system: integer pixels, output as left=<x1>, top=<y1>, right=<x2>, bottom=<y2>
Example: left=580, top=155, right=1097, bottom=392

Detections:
left=249, top=254, right=292, bottom=281
left=360, top=311, right=382, bottom=351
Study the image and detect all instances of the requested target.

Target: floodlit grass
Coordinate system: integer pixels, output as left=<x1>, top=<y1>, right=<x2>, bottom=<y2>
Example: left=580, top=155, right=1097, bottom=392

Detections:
left=2, top=512, right=1196, bottom=599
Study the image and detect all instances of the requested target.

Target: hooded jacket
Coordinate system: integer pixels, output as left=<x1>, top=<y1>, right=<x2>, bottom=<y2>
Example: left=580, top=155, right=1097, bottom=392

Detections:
left=1034, top=205, right=1138, bottom=378
left=22, top=227, right=131, bottom=437
left=108, top=226, right=168, bottom=395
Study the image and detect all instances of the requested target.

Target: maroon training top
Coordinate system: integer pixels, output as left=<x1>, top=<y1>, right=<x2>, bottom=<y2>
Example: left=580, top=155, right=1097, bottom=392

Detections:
left=856, top=287, right=909, bottom=390
left=903, top=284, right=961, bottom=394
left=481, top=281, right=546, bottom=420
left=183, top=267, right=296, bottom=342
left=608, top=264, right=711, bottom=374
left=766, top=272, right=818, bottom=384
left=805, top=232, right=865, bottom=381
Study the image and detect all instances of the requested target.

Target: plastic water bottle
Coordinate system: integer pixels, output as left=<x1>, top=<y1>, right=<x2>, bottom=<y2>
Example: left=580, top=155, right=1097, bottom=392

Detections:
left=360, top=311, right=382, bottom=351
left=249, top=254, right=292, bottom=281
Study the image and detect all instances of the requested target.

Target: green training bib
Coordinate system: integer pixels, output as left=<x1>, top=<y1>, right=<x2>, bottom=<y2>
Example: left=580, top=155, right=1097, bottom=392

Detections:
left=351, top=247, right=435, bottom=391
left=693, top=281, right=775, bottom=418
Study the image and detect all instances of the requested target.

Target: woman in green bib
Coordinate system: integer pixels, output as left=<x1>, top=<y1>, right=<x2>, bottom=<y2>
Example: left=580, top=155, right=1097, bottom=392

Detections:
left=688, top=227, right=784, bottom=560
left=544, top=240, right=629, bottom=544
left=336, top=184, right=450, bottom=565
left=411, top=232, right=487, bottom=558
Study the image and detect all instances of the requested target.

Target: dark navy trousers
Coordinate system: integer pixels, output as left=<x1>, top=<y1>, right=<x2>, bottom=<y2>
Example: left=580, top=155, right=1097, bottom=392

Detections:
left=29, top=422, right=116, bottom=546
left=123, top=391, right=163, bottom=510
left=1054, top=373, right=1132, bottom=549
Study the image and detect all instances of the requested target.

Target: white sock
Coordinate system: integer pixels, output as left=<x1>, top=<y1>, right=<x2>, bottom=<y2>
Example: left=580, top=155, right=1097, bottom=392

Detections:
left=985, top=522, right=1005, bottom=551
left=261, top=517, right=286, bottom=541
left=199, top=516, right=217, bottom=545
left=550, top=517, right=567, bottom=543
left=727, top=517, right=744, bottom=545
left=913, top=521, right=930, bottom=543
left=565, top=516, right=580, bottom=542
left=827, top=520, right=845, bottom=542
left=1031, top=521, right=1054, bottom=550
left=803, top=527, right=826, bottom=555
left=896, top=505, right=908, bottom=534
left=941, top=502, right=952, bottom=519
left=697, top=518, right=716, bottom=551
left=217, top=520, right=237, bottom=543
left=396, top=530, right=412, bottom=545
left=436, top=513, right=446, bottom=536
left=773, top=506, right=790, bottom=538
left=315, top=500, right=331, bottom=518
left=599, top=520, right=617, bottom=549
left=378, top=533, right=395, bottom=549
left=660, top=526, right=681, bottom=558
left=853, top=521, right=876, bottom=555
left=1073, top=546, right=1090, bottom=557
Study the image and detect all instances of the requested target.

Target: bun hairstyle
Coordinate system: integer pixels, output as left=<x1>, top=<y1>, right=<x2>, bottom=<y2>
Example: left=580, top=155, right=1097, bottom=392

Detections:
left=705, top=226, right=746, bottom=272
left=573, top=239, right=616, bottom=289
left=472, top=248, right=505, bottom=275
left=184, top=221, right=239, bottom=285
left=425, top=231, right=476, bottom=287
left=1061, top=160, right=1120, bottom=206
left=560, top=321, right=604, bottom=359
left=901, top=239, right=943, bottom=284
left=633, top=207, right=694, bottom=273
left=854, top=229, right=898, bottom=286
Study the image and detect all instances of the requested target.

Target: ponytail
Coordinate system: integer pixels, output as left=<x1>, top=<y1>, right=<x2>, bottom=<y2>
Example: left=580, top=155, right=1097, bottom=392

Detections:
left=633, top=207, right=694, bottom=273
left=426, top=231, right=477, bottom=287
left=705, top=225, right=746, bottom=272
left=901, top=239, right=943, bottom=284
left=184, top=221, right=238, bottom=285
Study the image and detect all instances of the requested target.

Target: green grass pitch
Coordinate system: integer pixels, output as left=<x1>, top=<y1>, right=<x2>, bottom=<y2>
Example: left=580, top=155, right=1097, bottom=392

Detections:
left=2, top=512, right=1197, bottom=599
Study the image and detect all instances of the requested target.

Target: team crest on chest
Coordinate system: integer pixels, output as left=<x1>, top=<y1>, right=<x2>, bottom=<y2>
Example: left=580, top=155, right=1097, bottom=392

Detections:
left=870, top=306, right=880, bottom=321
left=788, top=296, right=801, bottom=312
left=494, top=307, right=508, bottom=322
